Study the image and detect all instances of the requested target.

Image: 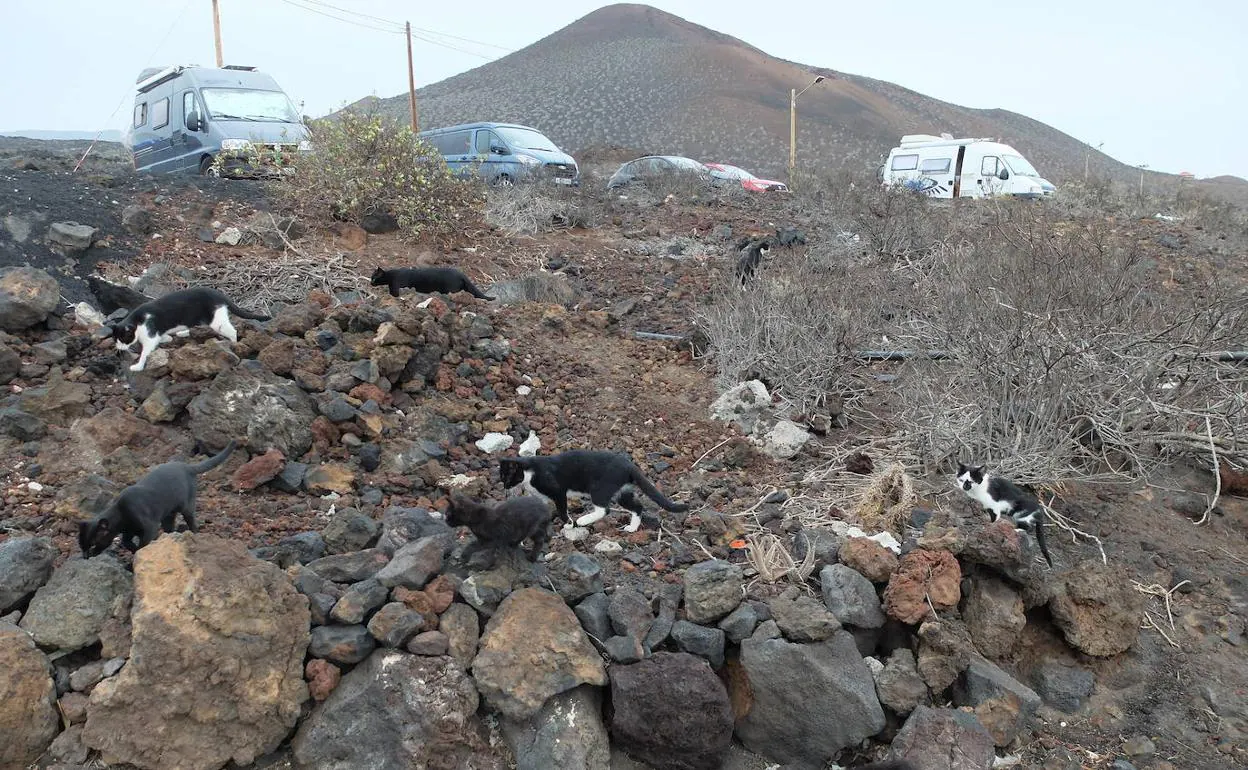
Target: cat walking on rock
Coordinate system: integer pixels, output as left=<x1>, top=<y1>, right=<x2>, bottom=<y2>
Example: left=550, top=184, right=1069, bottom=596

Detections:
left=498, top=449, right=688, bottom=534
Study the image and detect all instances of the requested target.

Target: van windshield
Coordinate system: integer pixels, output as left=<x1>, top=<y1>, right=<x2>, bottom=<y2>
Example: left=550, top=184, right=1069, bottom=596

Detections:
left=1004, top=154, right=1040, bottom=178
left=494, top=126, right=557, bottom=152
left=202, top=89, right=300, bottom=123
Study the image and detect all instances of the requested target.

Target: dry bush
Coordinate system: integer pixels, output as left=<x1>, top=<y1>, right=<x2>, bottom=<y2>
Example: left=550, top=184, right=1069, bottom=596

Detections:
left=694, top=243, right=886, bottom=416
left=889, top=205, right=1248, bottom=483
left=485, top=178, right=606, bottom=235
left=268, top=108, right=482, bottom=241
left=785, top=168, right=947, bottom=259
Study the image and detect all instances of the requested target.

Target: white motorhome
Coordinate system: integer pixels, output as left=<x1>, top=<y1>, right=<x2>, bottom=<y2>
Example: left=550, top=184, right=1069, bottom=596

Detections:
left=878, top=134, right=1056, bottom=199
left=127, top=64, right=310, bottom=178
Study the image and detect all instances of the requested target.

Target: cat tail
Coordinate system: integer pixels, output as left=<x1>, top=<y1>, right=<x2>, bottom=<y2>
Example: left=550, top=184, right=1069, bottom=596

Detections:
left=462, top=278, right=496, bottom=301
left=190, top=440, right=237, bottom=474
left=629, top=466, right=689, bottom=512
left=1034, top=515, right=1054, bottom=567
left=225, top=299, right=272, bottom=322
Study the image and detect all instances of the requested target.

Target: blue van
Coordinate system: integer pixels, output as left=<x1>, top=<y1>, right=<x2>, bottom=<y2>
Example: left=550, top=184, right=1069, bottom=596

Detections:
left=418, top=122, right=579, bottom=186
left=128, top=64, right=310, bottom=177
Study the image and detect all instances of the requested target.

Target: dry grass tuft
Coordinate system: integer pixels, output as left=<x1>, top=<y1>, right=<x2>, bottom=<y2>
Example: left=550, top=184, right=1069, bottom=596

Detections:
left=744, top=531, right=816, bottom=585
left=852, top=463, right=918, bottom=536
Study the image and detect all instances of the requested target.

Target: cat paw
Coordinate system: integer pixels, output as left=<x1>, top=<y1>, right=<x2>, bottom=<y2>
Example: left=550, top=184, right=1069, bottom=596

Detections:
left=175, top=329, right=191, bottom=337
left=575, top=510, right=606, bottom=527
left=618, top=515, right=642, bottom=534
left=129, top=362, right=145, bottom=372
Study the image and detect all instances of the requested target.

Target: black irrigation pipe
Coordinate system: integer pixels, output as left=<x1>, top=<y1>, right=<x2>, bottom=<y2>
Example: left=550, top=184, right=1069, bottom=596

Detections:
left=631, top=332, right=1248, bottom=364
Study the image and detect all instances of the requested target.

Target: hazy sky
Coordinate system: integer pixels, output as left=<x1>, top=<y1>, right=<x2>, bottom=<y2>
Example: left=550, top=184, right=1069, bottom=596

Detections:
left=2, top=0, right=1244, bottom=178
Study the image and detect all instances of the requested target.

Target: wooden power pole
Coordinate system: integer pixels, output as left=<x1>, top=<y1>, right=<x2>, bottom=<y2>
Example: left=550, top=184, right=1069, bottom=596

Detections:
left=212, top=0, right=224, bottom=67
left=406, top=22, right=419, bottom=133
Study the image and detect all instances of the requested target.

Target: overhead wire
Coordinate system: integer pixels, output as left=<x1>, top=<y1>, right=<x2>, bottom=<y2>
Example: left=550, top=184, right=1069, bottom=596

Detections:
left=75, top=0, right=198, bottom=172
left=284, top=0, right=513, bottom=57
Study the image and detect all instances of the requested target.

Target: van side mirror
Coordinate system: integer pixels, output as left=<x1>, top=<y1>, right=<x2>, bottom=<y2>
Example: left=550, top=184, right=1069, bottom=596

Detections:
left=187, top=111, right=202, bottom=132
left=997, top=167, right=1010, bottom=180
left=490, top=145, right=508, bottom=156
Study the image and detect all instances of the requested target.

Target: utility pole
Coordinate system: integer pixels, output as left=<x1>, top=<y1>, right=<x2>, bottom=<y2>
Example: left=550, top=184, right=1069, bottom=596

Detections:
left=787, top=75, right=825, bottom=187
left=212, top=0, right=224, bottom=67
left=788, top=88, right=797, bottom=185
left=406, top=22, right=419, bottom=134
left=1084, top=141, right=1103, bottom=181
left=1138, top=164, right=1148, bottom=197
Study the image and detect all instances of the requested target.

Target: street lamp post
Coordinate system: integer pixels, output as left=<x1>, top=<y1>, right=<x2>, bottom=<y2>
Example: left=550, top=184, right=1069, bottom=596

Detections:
left=1084, top=141, right=1103, bottom=181
left=789, top=75, right=825, bottom=185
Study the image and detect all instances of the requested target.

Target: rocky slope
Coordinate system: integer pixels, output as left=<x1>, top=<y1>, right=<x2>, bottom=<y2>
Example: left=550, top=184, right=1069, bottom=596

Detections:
left=0, top=145, right=1245, bottom=770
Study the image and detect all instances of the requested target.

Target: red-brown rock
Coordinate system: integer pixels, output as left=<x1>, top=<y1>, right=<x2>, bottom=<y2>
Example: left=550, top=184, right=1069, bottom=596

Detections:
left=258, top=338, right=296, bottom=376
left=839, top=537, right=900, bottom=583
left=231, top=449, right=286, bottom=491
left=425, top=574, right=455, bottom=614
left=310, top=416, right=339, bottom=450
left=349, top=382, right=390, bottom=406
left=305, top=659, right=341, bottom=702
left=883, top=549, right=962, bottom=625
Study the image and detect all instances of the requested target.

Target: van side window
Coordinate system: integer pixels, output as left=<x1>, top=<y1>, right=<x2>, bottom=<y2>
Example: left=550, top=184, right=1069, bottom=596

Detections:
left=981, top=157, right=1000, bottom=176
left=133, top=103, right=147, bottom=129
left=151, top=98, right=170, bottom=130
left=890, top=154, right=919, bottom=171
left=475, top=130, right=502, bottom=154
left=447, top=131, right=471, bottom=154
left=183, top=91, right=198, bottom=129
left=919, top=157, right=951, bottom=174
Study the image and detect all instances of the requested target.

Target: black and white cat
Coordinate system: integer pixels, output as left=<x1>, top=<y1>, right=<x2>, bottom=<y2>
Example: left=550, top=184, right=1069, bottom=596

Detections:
left=370, top=266, right=494, bottom=300
left=955, top=463, right=1054, bottom=566
left=735, top=238, right=771, bottom=284
left=498, top=449, right=689, bottom=534
left=111, top=287, right=270, bottom=372
left=79, top=440, right=237, bottom=558
left=446, top=492, right=554, bottom=561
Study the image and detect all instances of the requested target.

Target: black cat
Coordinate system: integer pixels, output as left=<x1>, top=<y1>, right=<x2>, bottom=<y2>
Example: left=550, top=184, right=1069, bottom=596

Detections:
left=110, top=287, right=270, bottom=372
left=370, top=266, right=494, bottom=300
left=446, top=492, right=553, bottom=561
left=498, top=449, right=688, bottom=533
left=79, top=441, right=237, bottom=558
left=956, top=463, right=1054, bottom=566
left=735, top=238, right=771, bottom=284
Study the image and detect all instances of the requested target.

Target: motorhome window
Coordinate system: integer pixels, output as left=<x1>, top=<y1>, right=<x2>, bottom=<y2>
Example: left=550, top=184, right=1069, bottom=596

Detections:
left=1003, top=154, right=1040, bottom=177
left=133, top=103, right=147, bottom=128
left=152, top=98, right=170, bottom=129
left=494, top=126, right=556, bottom=152
left=981, top=157, right=1000, bottom=176
left=890, top=154, right=919, bottom=171
left=918, top=158, right=951, bottom=174
left=439, top=131, right=471, bottom=154
left=182, top=91, right=198, bottom=129
left=475, top=130, right=502, bottom=154
left=201, top=89, right=299, bottom=123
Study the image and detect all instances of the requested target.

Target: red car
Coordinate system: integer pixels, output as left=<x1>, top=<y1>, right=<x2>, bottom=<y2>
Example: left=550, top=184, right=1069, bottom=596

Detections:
left=704, top=163, right=789, bottom=192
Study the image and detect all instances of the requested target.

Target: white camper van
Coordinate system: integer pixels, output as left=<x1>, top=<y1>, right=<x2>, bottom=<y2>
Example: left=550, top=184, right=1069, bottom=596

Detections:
left=878, top=134, right=1056, bottom=199
left=128, top=64, right=310, bottom=178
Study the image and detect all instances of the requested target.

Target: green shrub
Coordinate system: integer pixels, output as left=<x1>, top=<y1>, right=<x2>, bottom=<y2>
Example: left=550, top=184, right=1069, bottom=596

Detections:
left=271, top=109, right=483, bottom=241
